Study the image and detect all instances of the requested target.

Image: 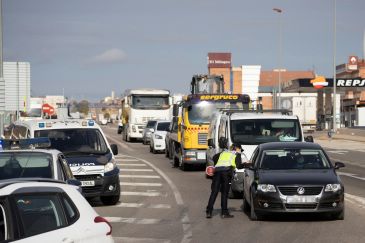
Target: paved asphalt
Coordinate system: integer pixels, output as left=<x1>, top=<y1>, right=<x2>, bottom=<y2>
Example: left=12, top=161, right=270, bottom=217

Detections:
left=93, top=125, right=365, bottom=243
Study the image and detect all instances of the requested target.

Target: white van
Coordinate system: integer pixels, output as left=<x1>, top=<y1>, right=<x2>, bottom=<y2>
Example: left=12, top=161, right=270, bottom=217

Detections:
left=206, top=110, right=313, bottom=198
left=11, top=119, right=121, bottom=205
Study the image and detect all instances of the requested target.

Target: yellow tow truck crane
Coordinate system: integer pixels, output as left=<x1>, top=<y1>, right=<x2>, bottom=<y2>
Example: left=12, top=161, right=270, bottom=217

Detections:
left=167, top=75, right=250, bottom=170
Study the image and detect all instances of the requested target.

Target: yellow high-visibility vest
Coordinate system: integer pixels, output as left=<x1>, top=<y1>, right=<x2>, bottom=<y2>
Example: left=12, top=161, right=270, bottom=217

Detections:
left=216, top=151, right=236, bottom=168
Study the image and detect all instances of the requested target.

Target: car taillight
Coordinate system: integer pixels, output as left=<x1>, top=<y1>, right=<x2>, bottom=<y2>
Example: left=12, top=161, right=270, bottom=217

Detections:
left=94, top=216, right=112, bottom=235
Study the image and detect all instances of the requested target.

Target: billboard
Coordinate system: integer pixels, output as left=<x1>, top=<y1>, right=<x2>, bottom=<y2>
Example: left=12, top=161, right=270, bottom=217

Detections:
left=347, top=56, right=358, bottom=71
left=207, top=52, right=231, bottom=68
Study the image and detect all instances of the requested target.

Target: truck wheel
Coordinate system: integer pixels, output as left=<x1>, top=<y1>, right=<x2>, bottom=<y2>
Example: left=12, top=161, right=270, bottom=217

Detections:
left=178, top=149, right=188, bottom=171
left=165, top=143, right=169, bottom=157
left=172, top=143, right=179, bottom=168
left=127, top=134, right=131, bottom=142
left=169, top=142, right=173, bottom=160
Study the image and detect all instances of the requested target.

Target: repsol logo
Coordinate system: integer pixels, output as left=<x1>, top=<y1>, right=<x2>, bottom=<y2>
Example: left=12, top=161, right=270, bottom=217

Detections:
left=69, top=163, right=96, bottom=167
left=200, top=95, right=239, bottom=100
left=337, top=79, right=365, bottom=87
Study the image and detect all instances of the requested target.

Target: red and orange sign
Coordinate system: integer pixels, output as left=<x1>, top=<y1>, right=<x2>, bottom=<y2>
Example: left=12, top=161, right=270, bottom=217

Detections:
left=310, top=76, right=328, bottom=89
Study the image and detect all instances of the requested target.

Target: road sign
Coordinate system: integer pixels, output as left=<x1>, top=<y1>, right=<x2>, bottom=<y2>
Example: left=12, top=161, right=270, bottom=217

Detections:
left=42, top=103, right=55, bottom=115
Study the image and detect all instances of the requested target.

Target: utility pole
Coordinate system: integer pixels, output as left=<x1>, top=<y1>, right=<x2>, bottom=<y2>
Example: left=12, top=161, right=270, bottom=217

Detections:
left=333, top=0, right=337, bottom=133
left=273, top=8, right=283, bottom=109
left=0, top=0, right=5, bottom=138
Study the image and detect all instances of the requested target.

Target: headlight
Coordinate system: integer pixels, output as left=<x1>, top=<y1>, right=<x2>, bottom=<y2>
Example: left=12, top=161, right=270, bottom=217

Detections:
left=257, top=184, right=276, bottom=192
left=132, top=125, right=136, bottom=132
left=325, top=184, right=341, bottom=192
left=155, top=134, right=163, bottom=139
left=104, top=161, right=116, bottom=173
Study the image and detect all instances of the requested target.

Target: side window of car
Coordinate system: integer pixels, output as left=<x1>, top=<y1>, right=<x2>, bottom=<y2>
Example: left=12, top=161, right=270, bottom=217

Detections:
left=61, top=194, right=80, bottom=225
left=0, top=203, right=8, bottom=242
left=14, top=193, right=67, bottom=238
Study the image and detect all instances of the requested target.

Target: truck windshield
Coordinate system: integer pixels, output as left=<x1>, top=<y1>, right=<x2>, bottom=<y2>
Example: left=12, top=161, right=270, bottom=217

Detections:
left=0, top=152, right=53, bottom=179
left=188, top=101, right=244, bottom=125
left=132, top=95, right=169, bottom=110
left=230, top=119, right=302, bottom=145
left=34, top=129, right=109, bottom=155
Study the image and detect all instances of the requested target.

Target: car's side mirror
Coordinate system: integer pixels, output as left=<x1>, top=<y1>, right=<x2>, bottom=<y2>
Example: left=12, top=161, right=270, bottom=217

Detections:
left=207, top=138, right=215, bottom=148
left=110, top=144, right=118, bottom=155
left=334, top=162, right=345, bottom=169
left=173, top=104, right=179, bottom=117
left=305, top=136, right=314, bottom=143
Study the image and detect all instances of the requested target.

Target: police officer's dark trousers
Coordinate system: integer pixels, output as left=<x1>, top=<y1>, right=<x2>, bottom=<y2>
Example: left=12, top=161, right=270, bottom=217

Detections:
left=206, top=168, right=231, bottom=214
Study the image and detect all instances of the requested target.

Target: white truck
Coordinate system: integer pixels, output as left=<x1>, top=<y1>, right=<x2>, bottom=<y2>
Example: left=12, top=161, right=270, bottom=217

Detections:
left=121, top=89, right=172, bottom=142
left=19, top=97, right=43, bottom=121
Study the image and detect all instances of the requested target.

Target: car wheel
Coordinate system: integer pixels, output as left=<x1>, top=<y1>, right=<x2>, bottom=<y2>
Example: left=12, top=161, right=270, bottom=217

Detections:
left=152, top=147, right=156, bottom=154
left=100, top=185, right=120, bottom=206
left=250, top=190, right=259, bottom=221
left=127, top=134, right=131, bottom=142
left=242, top=192, right=250, bottom=212
left=149, top=145, right=153, bottom=153
left=142, top=139, right=146, bottom=145
left=165, top=144, right=169, bottom=158
left=179, top=149, right=188, bottom=171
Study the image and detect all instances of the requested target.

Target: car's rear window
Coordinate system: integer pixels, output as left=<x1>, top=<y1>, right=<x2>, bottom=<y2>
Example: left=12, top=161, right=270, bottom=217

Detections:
left=157, top=122, right=170, bottom=131
left=146, top=121, right=157, bottom=128
left=260, top=149, right=330, bottom=170
left=0, top=152, right=53, bottom=179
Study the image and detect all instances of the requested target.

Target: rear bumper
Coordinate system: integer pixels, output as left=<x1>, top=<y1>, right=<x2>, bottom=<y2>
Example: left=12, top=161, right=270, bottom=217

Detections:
left=183, top=149, right=206, bottom=165
left=153, top=139, right=166, bottom=150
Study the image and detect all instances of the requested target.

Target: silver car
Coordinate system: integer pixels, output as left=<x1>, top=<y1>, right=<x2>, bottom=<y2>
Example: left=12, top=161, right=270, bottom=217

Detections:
left=142, top=120, right=157, bottom=145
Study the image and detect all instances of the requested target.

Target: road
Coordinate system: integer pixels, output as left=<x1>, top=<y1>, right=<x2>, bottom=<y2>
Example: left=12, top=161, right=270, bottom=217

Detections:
left=93, top=125, right=365, bottom=243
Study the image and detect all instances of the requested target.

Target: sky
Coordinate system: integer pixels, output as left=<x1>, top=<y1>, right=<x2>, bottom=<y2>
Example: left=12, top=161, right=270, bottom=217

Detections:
left=4, top=0, right=365, bottom=101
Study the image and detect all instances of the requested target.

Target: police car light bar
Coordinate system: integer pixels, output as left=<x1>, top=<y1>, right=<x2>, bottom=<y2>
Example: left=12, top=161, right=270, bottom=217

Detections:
left=0, top=137, right=51, bottom=150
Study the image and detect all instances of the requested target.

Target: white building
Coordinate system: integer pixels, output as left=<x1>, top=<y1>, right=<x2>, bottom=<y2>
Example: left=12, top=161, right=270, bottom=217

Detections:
left=4, top=62, right=31, bottom=112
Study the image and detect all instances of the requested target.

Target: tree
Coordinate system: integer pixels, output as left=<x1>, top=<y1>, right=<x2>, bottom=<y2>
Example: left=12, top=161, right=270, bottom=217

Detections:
left=78, top=100, right=89, bottom=114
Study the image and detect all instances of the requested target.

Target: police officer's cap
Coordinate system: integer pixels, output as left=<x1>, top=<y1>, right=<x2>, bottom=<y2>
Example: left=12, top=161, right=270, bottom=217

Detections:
left=230, top=144, right=241, bottom=150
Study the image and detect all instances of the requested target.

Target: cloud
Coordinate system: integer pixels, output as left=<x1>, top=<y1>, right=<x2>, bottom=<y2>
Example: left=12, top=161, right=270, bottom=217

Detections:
left=88, top=48, right=127, bottom=64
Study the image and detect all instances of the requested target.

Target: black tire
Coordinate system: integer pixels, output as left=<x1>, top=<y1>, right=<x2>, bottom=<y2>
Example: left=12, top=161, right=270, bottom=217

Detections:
left=229, top=187, right=243, bottom=199
left=142, top=139, right=146, bottom=145
left=152, top=147, right=156, bottom=154
left=149, top=145, right=153, bottom=153
left=250, top=191, right=259, bottom=221
left=168, top=143, right=173, bottom=160
left=242, top=194, right=250, bottom=213
left=100, top=185, right=120, bottom=206
left=165, top=144, right=169, bottom=158
left=172, top=143, right=179, bottom=167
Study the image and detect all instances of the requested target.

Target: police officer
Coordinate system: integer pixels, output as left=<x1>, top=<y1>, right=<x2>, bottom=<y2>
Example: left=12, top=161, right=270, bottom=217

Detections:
left=206, top=143, right=244, bottom=218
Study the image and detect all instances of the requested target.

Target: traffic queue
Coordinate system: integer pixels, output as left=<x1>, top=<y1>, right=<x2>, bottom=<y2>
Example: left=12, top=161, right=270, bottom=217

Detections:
left=135, top=99, right=345, bottom=221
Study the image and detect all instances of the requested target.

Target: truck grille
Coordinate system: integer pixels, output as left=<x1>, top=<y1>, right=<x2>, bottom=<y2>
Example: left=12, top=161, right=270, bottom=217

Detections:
left=278, top=186, right=323, bottom=196
left=198, top=133, right=208, bottom=145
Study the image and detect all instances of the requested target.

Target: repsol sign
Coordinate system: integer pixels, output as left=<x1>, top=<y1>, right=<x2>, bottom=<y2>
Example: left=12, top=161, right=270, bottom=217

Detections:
left=337, top=79, right=365, bottom=87
left=200, top=95, right=239, bottom=100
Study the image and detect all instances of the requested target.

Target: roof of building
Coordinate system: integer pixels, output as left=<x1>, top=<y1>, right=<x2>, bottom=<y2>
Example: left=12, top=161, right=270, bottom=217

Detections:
left=260, top=70, right=315, bottom=88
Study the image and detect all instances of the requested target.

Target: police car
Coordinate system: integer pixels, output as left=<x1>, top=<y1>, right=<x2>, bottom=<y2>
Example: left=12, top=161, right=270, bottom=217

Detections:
left=0, top=179, right=114, bottom=242
left=0, top=138, right=80, bottom=187
left=11, top=119, right=121, bottom=205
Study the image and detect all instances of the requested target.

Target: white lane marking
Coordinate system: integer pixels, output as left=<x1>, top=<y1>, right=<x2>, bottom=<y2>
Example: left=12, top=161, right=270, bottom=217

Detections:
left=118, top=164, right=147, bottom=167
left=114, top=203, right=171, bottom=209
left=345, top=193, right=365, bottom=209
left=105, top=217, right=160, bottom=224
left=120, top=175, right=161, bottom=179
left=107, top=136, right=193, bottom=243
left=113, top=237, right=171, bottom=243
left=327, top=150, right=348, bottom=155
left=120, top=182, right=162, bottom=187
left=119, top=168, right=154, bottom=172
left=338, top=172, right=365, bottom=181
left=121, top=191, right=162, bottom=196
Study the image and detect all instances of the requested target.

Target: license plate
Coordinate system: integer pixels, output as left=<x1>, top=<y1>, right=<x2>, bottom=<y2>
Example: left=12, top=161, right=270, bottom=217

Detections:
left=286, top=196, right=316, bottom=203
left=197, top=152, right=206, bottom=160
left=81, top=181, right=95, bottom=187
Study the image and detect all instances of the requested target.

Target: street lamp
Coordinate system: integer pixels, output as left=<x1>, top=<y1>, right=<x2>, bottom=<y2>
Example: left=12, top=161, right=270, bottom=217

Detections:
left=273, top=8, right=283, bottom=109
left=332, top=0, right=337, bottom=132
